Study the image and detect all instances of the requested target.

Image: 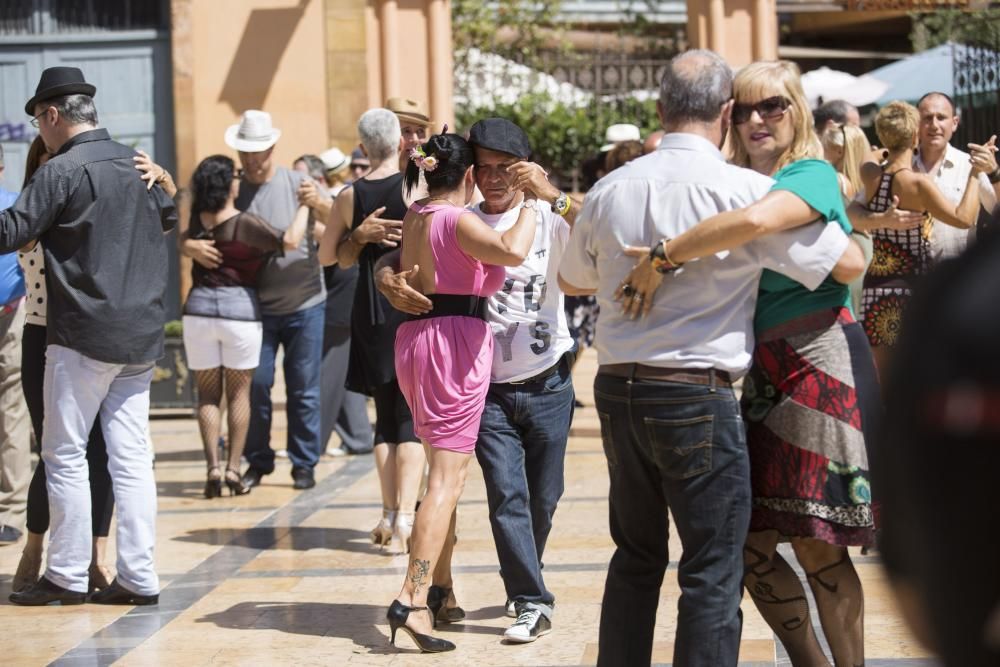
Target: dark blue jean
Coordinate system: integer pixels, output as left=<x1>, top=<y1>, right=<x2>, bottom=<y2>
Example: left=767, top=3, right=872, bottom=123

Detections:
left=475, top=353, right=575, bottom=617
left=594, top=372, right=750, bottom=667
left=246, top=303, right=324, bottom=472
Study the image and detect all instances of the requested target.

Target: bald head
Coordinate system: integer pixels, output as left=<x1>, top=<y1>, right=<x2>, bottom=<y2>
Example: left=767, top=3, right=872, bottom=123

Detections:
left=658, top=49, right=733, bottom=125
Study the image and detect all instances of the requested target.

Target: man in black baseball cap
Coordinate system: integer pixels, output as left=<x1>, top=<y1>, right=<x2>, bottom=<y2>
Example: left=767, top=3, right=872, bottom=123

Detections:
left=377, top=117, right=584, bottom=643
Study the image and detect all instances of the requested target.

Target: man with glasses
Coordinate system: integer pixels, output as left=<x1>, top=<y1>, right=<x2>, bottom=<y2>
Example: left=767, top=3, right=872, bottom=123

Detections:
left=2, top=66, right=176, bottom=605
left=348, top=147, right=370, bottom=183
left=558, top=50, right=867, bottom=666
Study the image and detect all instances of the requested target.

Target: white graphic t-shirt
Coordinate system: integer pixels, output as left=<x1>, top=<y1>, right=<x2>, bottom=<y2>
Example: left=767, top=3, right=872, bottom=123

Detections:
left=473, top=201, right=575, bottom=383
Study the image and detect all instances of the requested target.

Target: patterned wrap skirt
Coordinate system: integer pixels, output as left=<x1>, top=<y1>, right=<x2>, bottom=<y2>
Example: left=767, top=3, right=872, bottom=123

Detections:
left=741, top=307, right=879, bottom=547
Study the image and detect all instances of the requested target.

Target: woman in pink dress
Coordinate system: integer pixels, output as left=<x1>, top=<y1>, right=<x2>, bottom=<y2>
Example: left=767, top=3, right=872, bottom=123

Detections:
left=387, top=132, right=538, bottom=652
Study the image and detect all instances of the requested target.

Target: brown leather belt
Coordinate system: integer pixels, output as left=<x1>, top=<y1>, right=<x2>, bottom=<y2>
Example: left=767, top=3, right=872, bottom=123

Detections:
left=598, top=363, right=733, bottom=388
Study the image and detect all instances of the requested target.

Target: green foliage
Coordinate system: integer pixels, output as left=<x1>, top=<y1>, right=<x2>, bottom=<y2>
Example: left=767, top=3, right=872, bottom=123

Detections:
left=910, top=8, right=1000, bottom=51
left=164, top=320, right=183, bottom=338
left=456, top=94, right=660, bottom=188
left=452, top=0, right=667, bottom=187
left=452, top=0, right=567, bottom=69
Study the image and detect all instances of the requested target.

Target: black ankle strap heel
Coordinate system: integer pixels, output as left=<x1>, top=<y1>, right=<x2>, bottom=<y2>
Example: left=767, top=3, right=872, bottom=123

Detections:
left=386, top=599, right=456, bottom=653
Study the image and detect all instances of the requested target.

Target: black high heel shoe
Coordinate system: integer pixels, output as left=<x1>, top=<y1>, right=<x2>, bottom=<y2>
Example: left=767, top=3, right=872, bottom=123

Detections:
left=204, top=466, right=222, bottom=499
left=386, top=600, right=455, bottom=653
left=224, top=467, right=251, bottom=496
left=427, top=585, right=466, bottom=627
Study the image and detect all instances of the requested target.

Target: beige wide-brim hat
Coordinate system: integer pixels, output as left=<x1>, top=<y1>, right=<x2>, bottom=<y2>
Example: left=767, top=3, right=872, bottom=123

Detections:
left=225, top=110, right=282, bottom=152
left=385, top=96, right=433, bottom=127
left=600, top=123, right=641, bottom=152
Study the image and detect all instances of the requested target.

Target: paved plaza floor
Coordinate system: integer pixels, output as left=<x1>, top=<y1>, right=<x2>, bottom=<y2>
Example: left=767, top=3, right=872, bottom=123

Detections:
left=0, top=349, right=932, bottom=666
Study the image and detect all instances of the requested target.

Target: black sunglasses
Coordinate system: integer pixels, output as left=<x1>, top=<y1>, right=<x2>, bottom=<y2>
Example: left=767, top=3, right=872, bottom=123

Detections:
left=732, top=96, right=792, bottom=125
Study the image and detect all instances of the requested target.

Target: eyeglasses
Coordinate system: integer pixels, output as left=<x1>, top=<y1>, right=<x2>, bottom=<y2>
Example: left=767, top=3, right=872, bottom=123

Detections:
left=29, top=109, right=49, bottom=129
left=732, top=96, right=792, bottom=125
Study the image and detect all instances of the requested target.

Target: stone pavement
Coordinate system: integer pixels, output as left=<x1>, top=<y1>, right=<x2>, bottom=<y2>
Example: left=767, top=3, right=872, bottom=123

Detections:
left=0, top=348, right=932, bottom=666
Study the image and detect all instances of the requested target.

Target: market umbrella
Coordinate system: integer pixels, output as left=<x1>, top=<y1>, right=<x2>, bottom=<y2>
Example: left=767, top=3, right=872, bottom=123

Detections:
left=802, top=66, right=889, bottom=108
left=869, top=41, right=969, bottom=105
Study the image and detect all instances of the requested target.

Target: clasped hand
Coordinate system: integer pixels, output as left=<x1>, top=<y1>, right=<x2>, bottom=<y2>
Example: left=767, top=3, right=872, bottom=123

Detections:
left=614, top=246, right=662, bottom=320
left=352, top=206, right=402, bottom=248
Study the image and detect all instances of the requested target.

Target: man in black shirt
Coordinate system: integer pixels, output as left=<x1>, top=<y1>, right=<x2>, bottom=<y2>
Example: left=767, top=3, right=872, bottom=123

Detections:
left=0, top=67, right=176, bottom=606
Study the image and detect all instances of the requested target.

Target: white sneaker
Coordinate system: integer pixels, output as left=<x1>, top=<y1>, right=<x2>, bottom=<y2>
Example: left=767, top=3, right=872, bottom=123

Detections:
left=275, top=449, right=289, bottom=459
left=505, top=599, right=516, bottom=618
left=503, top=608, right=551, bottom=643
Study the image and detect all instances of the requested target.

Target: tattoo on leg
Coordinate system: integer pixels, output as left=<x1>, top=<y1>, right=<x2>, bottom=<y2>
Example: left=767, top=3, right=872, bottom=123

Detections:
left=408, top=558, right=431, bottom=595
left=744, top=545, right=810, bottom=632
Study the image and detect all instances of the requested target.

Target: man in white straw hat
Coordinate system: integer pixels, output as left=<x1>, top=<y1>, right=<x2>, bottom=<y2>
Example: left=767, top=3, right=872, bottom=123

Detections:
left=600, top=123, right=642, bottom=152
left=186, top=109, right=327, bottom=491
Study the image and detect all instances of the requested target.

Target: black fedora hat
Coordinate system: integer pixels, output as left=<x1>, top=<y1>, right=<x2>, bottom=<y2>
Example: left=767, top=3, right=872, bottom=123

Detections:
left=25, top=66, right=96, bottom=116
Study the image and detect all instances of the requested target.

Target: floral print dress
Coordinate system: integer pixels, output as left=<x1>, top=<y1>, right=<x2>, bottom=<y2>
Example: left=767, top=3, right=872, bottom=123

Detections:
left=860, top=170, right=932, bottom=348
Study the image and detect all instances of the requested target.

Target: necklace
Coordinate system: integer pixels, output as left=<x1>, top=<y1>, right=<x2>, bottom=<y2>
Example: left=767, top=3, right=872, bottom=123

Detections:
left=426, top=196, right=458, bottom=207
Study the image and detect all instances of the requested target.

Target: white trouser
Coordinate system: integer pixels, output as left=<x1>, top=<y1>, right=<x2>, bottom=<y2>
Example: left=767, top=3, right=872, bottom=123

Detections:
left=42, top=344, right=159, bottom=595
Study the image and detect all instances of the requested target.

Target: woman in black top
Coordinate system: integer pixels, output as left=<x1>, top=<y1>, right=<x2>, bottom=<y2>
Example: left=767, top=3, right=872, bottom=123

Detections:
left=183, top=155, right=307, bottom=497
left=319, top=108, right=425, bottom=555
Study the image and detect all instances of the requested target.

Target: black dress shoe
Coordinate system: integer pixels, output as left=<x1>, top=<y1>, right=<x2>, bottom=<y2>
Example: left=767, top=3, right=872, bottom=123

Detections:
left=241, top=466, right=268, bottom=489
left=291, top=466, right=316, bottom=490
left=9, top=576, right=86, bottom=606
left=88, top=579, right=158, bottom=605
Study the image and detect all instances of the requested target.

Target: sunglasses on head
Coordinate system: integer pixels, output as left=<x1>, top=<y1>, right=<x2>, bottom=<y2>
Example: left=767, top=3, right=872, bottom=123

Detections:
left=732, top=96, right=792, bottom=125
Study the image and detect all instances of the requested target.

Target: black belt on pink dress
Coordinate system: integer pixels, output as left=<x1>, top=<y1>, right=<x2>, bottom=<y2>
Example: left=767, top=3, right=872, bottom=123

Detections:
left=408, top=293, right=488, bottom=321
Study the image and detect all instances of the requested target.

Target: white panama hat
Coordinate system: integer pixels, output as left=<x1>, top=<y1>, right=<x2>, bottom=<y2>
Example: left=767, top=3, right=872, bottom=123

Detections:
left=224, top=110, right=282, bottom=152
left=600, top=123, right=641, bottom=152
left=319, top=147, right=350, bottom=173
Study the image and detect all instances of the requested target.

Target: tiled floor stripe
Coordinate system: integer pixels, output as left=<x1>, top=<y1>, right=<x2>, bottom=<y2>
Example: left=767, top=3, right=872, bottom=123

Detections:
left=50, top=457, right=374, bottom=667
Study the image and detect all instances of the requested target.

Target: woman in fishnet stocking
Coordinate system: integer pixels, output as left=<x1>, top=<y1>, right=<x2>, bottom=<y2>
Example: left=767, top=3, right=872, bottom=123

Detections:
left=181, top=155, right=308, bottom=496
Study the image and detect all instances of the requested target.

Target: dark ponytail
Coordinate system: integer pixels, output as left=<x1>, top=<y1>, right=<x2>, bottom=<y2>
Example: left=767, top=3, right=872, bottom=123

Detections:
left=189, top=155, right=235, bottom=229
left=403, top=133, right=474, bottom=196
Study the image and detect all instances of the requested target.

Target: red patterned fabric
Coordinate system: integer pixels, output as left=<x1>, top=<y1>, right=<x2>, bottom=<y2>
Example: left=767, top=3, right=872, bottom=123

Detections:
left=741, top=307, right=877, bottom=547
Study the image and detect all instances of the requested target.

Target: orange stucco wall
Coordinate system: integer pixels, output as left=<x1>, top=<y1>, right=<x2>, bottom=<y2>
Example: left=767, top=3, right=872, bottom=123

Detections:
left=172, top=0, right=331, bottom=185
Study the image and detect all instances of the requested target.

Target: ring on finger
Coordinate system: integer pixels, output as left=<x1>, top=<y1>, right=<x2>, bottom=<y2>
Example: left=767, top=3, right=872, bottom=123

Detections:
left=632, top=293, right=644, bottom=302
left=620, top=283, right=635, bottom=297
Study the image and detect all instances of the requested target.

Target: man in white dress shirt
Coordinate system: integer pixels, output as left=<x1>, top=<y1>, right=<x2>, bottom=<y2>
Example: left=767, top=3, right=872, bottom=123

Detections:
left=558, top=49, right=864, bottom=667
left=914, top=92, right=999, bottom=260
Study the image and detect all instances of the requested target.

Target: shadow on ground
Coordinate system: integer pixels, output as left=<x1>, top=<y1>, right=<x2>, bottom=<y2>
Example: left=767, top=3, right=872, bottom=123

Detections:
left=196, top=600, right=504, bottom=651
left=174, top=526, right=374, bottom=553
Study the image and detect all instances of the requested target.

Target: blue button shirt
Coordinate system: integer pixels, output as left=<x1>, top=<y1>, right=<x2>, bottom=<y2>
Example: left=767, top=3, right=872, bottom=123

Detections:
left=0, top=186, right=25, bottom=306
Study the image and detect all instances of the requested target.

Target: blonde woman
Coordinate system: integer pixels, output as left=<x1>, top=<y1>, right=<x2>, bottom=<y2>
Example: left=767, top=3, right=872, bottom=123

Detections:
left=858, top=101, right=986, bottom=373
left=822, top=123, right=875, bottom=316
left=821, top=123, right=869, bottom=200
left=617, top=61, right=912, bottom=666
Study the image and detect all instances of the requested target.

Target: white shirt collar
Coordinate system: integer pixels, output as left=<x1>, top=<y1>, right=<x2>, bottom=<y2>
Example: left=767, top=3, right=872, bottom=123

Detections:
left=657, top=132, right=726, bottom=162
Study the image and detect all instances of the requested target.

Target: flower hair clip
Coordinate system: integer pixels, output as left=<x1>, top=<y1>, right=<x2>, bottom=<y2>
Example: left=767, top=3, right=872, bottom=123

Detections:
left=409, top=145, right=438, bottom=172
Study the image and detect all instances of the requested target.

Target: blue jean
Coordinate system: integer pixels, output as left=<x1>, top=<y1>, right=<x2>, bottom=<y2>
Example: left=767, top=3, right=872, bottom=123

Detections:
left=246, top=303, right=324, bottom=472
left=594, top=371, right=750, bottom=667
left=475, top=353, right=575, bottom=618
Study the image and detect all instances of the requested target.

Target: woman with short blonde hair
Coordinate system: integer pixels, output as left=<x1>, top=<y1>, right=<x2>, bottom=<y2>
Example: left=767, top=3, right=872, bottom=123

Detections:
left=858, top=100, right=986, bottom=371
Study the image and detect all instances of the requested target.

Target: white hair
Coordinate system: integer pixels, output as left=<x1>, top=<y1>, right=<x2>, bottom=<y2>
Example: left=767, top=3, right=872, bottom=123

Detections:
left=358, top=108, right=401, bottom=162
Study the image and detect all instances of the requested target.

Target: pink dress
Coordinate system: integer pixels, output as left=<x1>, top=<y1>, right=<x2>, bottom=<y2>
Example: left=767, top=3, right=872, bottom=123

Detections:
left=394, top=202, right=506, bottom=453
